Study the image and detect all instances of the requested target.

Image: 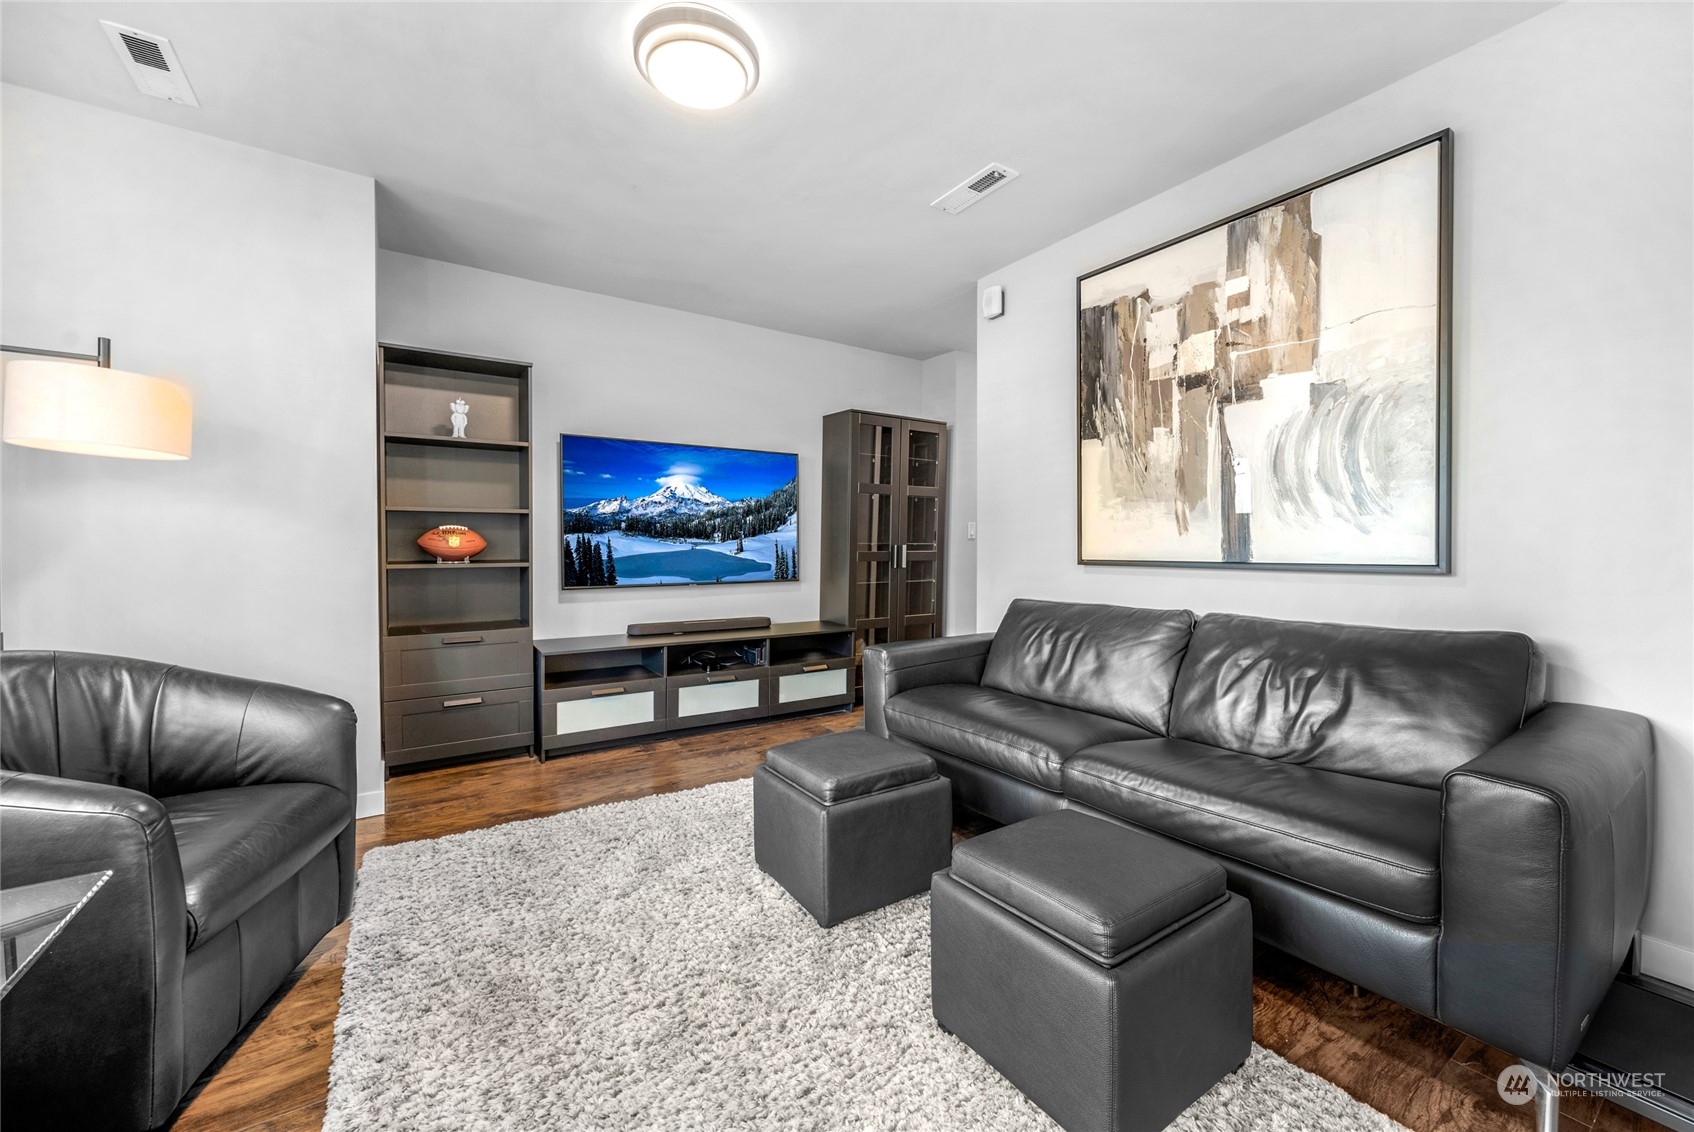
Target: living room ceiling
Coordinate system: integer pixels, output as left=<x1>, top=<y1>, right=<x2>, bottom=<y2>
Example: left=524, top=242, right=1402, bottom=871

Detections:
left=1, top=2, right=1551, bottom=360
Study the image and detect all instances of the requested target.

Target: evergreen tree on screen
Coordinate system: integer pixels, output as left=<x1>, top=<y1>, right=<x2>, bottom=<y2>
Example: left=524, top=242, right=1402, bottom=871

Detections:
left=588, top=541, right=607, bottom=586
left=789, top=543, right=797, bottom=579
left=561, top=539, right=579, bottom=587
left=604, top=542, right=618, bottom=585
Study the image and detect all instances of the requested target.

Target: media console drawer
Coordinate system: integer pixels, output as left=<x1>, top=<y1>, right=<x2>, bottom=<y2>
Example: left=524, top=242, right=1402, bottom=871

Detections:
left=542, top=676, right=668, bottom=745
left=667, top=669, right=767, bottom=726
left=766, top=657, right=854, bottom=712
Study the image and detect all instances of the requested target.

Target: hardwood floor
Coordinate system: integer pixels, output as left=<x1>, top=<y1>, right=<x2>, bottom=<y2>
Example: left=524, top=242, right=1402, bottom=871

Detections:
left=167, top=710, right=1665, bottom=1132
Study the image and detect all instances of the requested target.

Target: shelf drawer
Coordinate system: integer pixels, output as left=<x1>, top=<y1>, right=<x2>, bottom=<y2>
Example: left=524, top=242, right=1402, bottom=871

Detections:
left=382, top=684, right=532, bottom=766
left=542, top=676, right=668, bottom=744
left=766, top=657, right=854, bottom=712
left=667, top=669, right=767, bottom=727
left=382, top=632, right=532, bottom=701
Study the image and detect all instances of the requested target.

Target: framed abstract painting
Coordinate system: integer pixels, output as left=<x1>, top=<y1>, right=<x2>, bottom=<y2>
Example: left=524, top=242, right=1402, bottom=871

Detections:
left=1076, top=130, right=1452, bottom=572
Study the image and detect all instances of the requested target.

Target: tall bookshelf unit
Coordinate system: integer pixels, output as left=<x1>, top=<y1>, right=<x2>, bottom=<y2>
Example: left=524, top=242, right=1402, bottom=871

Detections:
left=377, top=344, right=534, bottom=770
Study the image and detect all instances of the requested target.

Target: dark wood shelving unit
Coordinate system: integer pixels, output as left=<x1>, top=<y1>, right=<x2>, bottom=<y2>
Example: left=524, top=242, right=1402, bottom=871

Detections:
left=378, top=344, right=535, bottom=770
left=534, top=621, right=855, bottom=758
left=821, top=410, right=950, bottom=698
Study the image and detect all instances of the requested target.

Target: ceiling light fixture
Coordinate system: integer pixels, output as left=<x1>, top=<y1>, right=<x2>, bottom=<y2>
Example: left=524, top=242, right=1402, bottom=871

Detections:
left=634, top=4, right=759, bottom=110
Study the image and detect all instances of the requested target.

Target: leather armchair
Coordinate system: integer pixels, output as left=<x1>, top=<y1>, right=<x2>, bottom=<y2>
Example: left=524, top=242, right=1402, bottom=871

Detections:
left=1, top=651, right=357, bottom=1131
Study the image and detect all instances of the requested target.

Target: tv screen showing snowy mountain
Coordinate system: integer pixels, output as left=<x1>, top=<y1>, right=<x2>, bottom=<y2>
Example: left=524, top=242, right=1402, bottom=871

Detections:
left=560, top=435, right=800, bottom=589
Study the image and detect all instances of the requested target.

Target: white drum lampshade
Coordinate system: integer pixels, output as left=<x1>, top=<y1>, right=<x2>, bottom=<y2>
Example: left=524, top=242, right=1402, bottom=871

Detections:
left=3, top=359, right=192, bottom=460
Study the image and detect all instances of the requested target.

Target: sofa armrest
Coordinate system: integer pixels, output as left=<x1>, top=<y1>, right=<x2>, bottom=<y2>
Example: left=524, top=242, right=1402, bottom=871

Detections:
left=863, top=634, right=994, bottom=738
left=1438, top=702, right=1653, bottom=1068
left=0, top=770, right=188, bottom=1129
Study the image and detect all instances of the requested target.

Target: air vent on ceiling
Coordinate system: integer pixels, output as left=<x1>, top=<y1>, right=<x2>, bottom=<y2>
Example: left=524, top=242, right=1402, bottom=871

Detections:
left=930, top=163, right=1020, bottom=215
left=100, top=21, right=199, bottom=106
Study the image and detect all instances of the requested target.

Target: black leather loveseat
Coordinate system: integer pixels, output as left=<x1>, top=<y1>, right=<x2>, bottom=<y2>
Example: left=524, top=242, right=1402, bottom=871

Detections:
left=0, top=651, right=357, bottom=1130
left=864, top=599, right=1654, bottom=1085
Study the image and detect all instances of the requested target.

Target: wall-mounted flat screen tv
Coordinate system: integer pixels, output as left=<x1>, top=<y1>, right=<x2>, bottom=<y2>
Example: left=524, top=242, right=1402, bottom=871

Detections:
left=561, top=435, right=799, bottom=589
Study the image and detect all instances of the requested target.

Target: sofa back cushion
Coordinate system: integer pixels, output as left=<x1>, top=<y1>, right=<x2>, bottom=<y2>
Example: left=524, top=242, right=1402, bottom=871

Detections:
left=981, top=599, right=1195, bottom=734
left=1169, top=613, right=1547, bottom=788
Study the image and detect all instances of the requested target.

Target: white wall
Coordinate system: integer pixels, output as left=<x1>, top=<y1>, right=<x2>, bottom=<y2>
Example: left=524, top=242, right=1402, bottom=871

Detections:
left=975, top=3, right=1694, bottom=986
left=377, top=252, right=926, bottom=639
left=1, top=86, right=384, bottom=816
left=921, top=351, right=978, bottom=635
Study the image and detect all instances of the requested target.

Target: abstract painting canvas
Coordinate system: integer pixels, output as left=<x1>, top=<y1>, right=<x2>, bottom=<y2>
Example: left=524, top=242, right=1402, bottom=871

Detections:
left=1077, top=132, right=1451, bottom=572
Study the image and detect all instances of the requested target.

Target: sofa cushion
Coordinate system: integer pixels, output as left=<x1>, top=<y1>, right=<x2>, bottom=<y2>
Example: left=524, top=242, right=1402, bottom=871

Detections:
left=1063, top=739, right=1443, bottom=922
left=161, top=783, right=347, bottom=950
left=1169, top=613, right=1546, bottom=788
left=883, top=684, right=1152, bottom=791
left=981, top=599, right=1195, bottom=734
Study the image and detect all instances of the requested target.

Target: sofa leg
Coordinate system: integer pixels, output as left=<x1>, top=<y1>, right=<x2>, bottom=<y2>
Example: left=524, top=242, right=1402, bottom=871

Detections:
left=1523, top=1063, right=1559, bottom=1132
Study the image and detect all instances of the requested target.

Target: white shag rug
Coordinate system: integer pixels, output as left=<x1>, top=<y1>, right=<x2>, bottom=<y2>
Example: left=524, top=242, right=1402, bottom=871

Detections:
left=326, top=779, right=1409, bottom=1131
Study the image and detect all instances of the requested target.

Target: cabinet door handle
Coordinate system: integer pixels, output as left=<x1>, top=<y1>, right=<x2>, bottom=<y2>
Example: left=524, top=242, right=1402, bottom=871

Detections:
left=705, top=674, right=738, bottom=683
left=442, top=696, right=484, bottom=709
left=801, top=663, right=829, bottom=673
left=441, top=635, right=484, bottom=646
left=590, top=686, right=626, bottom=697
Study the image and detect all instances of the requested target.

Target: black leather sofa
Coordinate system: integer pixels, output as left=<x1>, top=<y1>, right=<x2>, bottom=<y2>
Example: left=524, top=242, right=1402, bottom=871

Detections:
left=0, top=651, right=357, bottom=1131
left=864, top=599, right=1654, bottom=1087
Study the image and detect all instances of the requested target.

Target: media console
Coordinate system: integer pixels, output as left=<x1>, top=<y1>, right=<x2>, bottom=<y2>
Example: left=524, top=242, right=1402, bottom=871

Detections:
left=533, top=621, right=856, bottom=758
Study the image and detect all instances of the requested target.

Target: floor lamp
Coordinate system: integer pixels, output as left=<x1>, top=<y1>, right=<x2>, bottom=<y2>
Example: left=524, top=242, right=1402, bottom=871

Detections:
left=1, top=337, right=192, bottom=460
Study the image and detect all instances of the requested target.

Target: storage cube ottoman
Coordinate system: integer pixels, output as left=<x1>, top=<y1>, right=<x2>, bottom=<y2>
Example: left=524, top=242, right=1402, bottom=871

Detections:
left=931, top=809, right=1252, bottom=1132
left=753, top=731, right=952, bottom=927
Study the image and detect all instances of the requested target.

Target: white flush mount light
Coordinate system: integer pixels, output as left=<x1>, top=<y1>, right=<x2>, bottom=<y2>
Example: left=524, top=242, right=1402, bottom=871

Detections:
left=634, top=4, right=759, bottom=110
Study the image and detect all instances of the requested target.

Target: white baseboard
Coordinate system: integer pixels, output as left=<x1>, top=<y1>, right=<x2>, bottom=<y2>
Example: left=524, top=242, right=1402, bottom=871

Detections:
left=356, top=787, right=386, bottom=819
left=1639, top=933, right=1694, bottom=990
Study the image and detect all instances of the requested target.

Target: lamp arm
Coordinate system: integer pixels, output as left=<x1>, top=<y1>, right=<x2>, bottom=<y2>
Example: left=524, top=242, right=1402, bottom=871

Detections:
left=0, top=337, right=111, bottom=367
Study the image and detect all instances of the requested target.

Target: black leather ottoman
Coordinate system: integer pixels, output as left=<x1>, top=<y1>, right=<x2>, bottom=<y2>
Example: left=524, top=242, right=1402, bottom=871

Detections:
left=932, top=810, right=1252, bottom=1132
left=754, top=731, right=952, bottom=927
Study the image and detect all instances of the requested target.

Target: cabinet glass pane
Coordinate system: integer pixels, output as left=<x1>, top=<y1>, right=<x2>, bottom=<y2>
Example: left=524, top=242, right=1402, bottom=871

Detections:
left=907, top=428, right=943, bottom=488
left=857, top=423, right=895, bottom=485
left=855, top=491, right=892, bottom=552
left=854, top=626, right=889, bottom=661
left=903, top=559, right=939, bottom=617
left=905, top=496, right=940, bottom=552
left=856, top=560, right=890, bottom=618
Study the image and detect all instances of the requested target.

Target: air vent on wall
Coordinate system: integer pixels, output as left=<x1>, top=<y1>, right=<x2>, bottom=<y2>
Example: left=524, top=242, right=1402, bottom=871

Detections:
left=930, top=163, right=1020, bottom=215
left=100, top=21, right=199, bottom=106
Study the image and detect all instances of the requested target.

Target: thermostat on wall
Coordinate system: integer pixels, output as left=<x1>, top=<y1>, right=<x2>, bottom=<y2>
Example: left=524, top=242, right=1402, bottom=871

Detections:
left=981, top=285, right=1005, bottom=320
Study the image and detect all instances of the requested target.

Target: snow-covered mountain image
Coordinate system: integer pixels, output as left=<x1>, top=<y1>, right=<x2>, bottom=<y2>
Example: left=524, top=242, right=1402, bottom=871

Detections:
left=560, top=436, right=799, bottom=588
left=574, top=480, right=731, bottom=521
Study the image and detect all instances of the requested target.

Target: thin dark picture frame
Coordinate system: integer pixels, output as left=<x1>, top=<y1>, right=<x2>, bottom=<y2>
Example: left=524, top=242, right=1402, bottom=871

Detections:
left=1073, top=129, right=1453, bottom=575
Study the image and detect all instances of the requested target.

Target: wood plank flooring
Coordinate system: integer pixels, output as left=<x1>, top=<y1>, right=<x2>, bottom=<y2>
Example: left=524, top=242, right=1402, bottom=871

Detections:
left=167, top=710, right=1666, bottom=1132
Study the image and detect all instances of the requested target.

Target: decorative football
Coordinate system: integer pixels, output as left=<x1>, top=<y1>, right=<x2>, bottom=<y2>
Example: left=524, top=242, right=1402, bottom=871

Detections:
left=417, top=525, right=487, bottom=562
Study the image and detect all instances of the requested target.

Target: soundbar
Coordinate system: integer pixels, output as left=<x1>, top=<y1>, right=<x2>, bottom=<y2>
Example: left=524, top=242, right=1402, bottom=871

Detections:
left=627, top=616, right=773, bottom=638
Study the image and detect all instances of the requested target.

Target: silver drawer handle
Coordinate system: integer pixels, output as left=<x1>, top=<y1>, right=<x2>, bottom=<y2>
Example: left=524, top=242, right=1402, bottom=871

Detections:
left=442, top=696, right=484, bottom=708
left=801, top=664, right=829, bottom=673
left=590, top=686, right=627, bottom=697
left=705, top=674, right=738, bottom=683
left=441, top=635, right=484, bottom=646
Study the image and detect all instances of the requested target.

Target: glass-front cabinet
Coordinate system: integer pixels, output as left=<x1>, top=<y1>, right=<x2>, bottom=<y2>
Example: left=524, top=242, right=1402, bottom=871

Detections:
left=821, top=410, right=950, bottom=697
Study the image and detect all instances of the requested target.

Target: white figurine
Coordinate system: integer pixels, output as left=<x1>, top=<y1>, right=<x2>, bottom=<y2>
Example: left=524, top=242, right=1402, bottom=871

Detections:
left=449, top=397, right=469, bottom=439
